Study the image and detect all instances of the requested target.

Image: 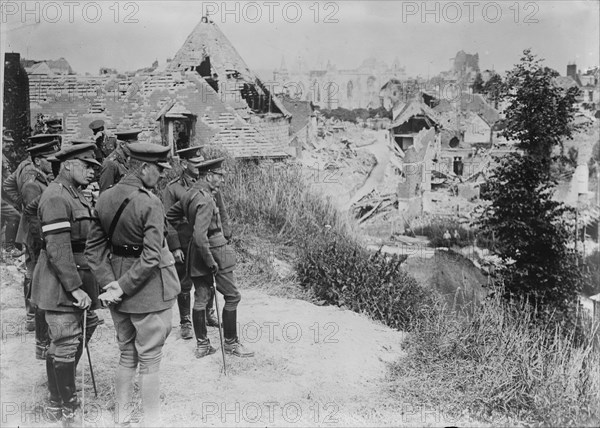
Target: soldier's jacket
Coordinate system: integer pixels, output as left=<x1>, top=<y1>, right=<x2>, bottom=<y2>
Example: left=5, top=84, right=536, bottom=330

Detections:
left=98, top=145, right=129, bottom=192
left=166, top=180, right=236, bottom=278
left=8, top=161, right=47, bottom=245
left=21, top=171, right=50, bottom=262
left=3, top=159, right=36, bottom=208
left=163, top=169, right=232, bottom=252
left=94, top=132, right=117, bottom=165
left=31, top=176, right=99, bottom=312
left=85, top=174, right=180, bottom=314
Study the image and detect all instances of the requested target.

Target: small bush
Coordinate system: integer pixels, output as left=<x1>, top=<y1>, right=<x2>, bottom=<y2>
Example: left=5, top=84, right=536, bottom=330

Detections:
left=297, top=231, right=432, bottom=331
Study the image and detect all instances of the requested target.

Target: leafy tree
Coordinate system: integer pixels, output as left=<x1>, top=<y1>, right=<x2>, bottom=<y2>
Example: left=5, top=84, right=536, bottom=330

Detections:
left=501, top=49, right=580, bottom=170
left=472, top=72, right=485, bottom=94
left=479, top=50, right=583, bottom=323
left=479, top=153, right=581, bottom=316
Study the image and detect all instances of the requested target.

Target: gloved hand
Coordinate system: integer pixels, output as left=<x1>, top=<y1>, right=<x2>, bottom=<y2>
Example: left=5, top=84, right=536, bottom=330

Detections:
left=173, top=249, right=185, bottom=264
left=210, top=263, right=219, bottom=275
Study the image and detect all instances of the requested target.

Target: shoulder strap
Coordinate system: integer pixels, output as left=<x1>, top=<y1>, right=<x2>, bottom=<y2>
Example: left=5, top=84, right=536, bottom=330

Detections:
left=107, top=189, right=140, bottom=244
left=184, top=189, right=203, bottom=226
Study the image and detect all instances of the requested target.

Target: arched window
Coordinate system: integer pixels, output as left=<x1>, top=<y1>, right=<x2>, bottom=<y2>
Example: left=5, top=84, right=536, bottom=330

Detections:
left=347, top=80, right=354, bottom=99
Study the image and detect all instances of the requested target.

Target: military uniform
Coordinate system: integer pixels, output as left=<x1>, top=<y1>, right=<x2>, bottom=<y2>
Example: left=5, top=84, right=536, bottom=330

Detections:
left=166, top=158, right=253, bottom=358
left=163, top=146, right=228, bottom=337
left=98, top=145, right=129, bottom=192
left=85, top=142, right=178, bottom=425
left=7, top=137, right=61, bottom=331
left=98, top=128, right=141, bottom=193
left=30, top=143, right=101, bottom=423
left=21, top=168, right=52, bottom=359
left=89, top=119, right=116, bottom=164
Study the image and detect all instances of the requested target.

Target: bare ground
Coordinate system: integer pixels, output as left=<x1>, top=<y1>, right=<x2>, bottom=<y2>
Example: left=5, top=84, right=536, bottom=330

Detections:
left=1, top=259, right=487, bottom=428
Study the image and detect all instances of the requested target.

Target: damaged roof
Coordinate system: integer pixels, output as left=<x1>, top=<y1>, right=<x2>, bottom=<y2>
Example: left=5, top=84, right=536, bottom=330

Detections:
left=167, top=17, right=290, bottom=118
left=389, top=98, right=440, bottom=128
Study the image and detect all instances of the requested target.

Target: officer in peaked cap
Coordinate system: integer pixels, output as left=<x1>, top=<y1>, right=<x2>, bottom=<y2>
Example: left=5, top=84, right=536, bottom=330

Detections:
left=9, top=140, right=61, bottom=333
left=89, top=120, right=105, bottom=132
left=115, top=129, right=143, bottom=142
left=88, top=120, right=116, bottom=163
left=86, top=142, right=178, bottom=426
left=4, top=134, right=60, bottom=210
left=163, top=145, right=217, bottom=340
left=30, top=142, right=101, bottom=424
left=167, top=157, right=253, bottom=358
left=99, top=130, right=138, bottom=192
left=28, top=133, right=62, bottom=145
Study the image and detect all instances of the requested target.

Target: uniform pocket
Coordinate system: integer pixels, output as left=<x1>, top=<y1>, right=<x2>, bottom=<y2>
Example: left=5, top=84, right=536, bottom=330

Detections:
left=212, top=244, right=236, bottom=271
left=159, top=247, right=181, bottom=301
left=72, top=208, right=92, bottom=238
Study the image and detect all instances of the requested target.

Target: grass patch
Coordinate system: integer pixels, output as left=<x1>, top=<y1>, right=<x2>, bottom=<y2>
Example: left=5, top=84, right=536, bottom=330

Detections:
left=390, top=293, right=600, bottom=426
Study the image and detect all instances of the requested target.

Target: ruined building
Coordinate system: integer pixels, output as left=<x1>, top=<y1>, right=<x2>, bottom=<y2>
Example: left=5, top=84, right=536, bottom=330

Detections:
left=25, top=17, right=294, bottom=158
left=273, top=56, right=406, bottom=110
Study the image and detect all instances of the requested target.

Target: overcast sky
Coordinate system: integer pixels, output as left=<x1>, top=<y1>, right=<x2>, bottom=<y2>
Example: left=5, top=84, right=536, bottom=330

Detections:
left=1, top=0, right=599, bottom=78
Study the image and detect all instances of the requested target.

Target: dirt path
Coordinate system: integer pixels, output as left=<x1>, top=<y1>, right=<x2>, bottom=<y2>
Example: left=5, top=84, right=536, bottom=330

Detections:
left=1, top=262, right=423, bottom=427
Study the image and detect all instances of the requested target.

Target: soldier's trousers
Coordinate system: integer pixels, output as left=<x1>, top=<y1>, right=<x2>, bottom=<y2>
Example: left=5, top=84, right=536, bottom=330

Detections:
left=191, top=272, right=241, bottom=312
left=45, top=311, right=83, bottom=363
left=177, top=261, right=216, bottom=324
left=110, top=308, right=172, bottom=374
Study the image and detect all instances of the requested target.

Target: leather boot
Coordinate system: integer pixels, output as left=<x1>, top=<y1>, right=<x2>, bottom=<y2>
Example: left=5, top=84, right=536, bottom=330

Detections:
left=140, top=372, right=161, bottom=427
left=206, top=308, right=219, bottom=328
left=45, top=357, right=62, bottom=422
left=114, top=366, right=137, bottom=425
left=53, top=360, right=80, bottom=424
left=23, top=277, right=35, bottom=332
left=192, top=310, right=207, bottom=342
left=223, top=310, right=254, bottom=358
left=178, top=292, right=191, bottom=325
left=35, top=308, right=49, bottom=360
left=178, top=293, right=193, bottom=339
left=222, top=310, right=237, bottom=341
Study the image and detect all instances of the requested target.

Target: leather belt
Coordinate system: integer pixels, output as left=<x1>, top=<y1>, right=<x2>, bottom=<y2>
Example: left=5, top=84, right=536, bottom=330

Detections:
left=112, top=244, right=143, bottom=258
left=208, top=228, right=221, bottom=237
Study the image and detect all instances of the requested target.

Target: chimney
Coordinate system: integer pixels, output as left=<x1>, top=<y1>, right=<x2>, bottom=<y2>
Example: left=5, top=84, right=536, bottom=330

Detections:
left=567, top=63, right=577, bottom=79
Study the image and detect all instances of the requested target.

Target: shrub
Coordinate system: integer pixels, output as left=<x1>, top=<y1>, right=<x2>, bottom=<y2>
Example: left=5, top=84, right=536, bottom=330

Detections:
left=296, top=231, right=432, bottom=331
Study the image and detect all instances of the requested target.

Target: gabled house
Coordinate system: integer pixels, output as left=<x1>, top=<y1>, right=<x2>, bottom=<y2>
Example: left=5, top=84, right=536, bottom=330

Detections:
left=26, top=17, right=294, bottom=159
left=387, top=98, right=440, bottom=151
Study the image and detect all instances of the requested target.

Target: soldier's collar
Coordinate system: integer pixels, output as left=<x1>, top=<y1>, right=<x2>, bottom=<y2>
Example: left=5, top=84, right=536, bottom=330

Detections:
left=195, top=179, right=216, bottom=195
left=183, top=168, right=198, bottom=180
left=54, top=176, right=80, bottom=197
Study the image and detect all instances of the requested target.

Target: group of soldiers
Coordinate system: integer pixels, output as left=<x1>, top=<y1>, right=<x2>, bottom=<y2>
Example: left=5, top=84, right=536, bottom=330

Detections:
left=1, top=120, right=253, bottom=426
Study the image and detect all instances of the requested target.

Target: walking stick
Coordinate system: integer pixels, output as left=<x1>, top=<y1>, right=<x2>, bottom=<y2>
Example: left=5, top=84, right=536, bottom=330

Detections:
left=81, top=310, right=86, bottom=422
left=212, top=277, right=227, bottom=376
left=86, top=329, right=98, bottom=397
